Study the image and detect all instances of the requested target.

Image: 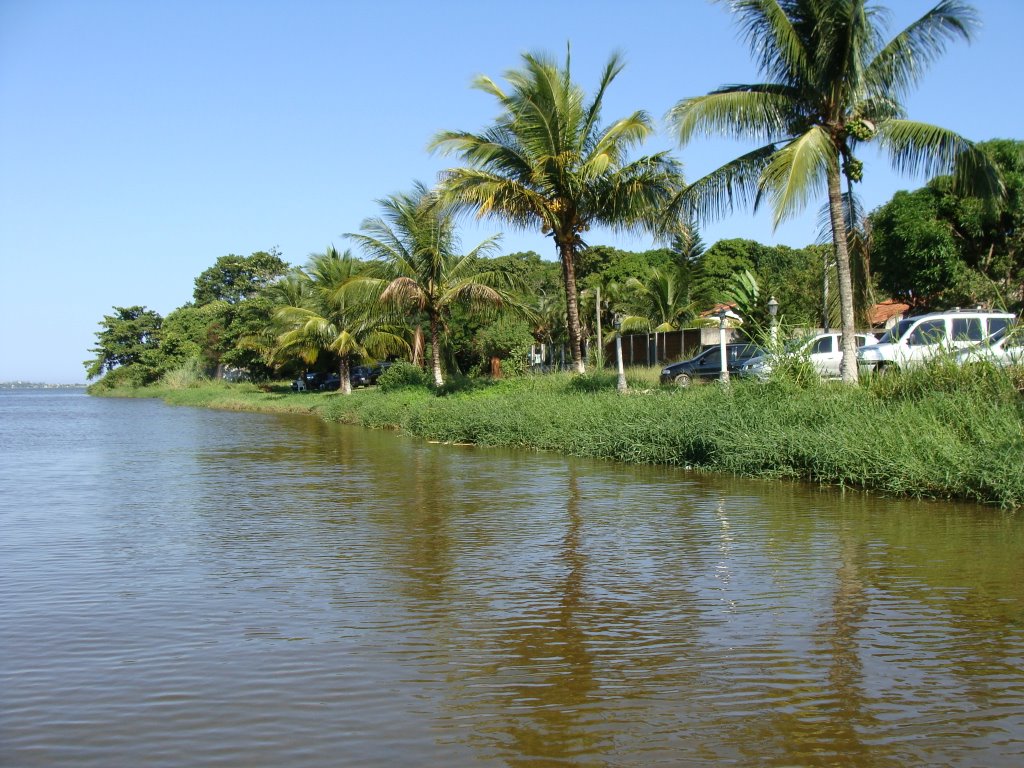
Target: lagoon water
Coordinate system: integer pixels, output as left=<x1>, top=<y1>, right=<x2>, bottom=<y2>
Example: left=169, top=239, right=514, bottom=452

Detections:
left=1, top=389, right=1023, bottom=767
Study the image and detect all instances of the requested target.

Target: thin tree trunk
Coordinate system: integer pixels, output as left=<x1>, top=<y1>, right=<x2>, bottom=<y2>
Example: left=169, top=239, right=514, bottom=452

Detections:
left=558, top=239, right=585, bottom=374
left=429, top=312, right=443, bottom=387
left=827, top=165, right=859, bottom=385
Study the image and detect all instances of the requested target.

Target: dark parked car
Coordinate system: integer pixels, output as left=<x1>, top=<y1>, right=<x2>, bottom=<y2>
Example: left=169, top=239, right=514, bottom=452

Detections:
left=291, top=371, right=327, bottom=391
left=320, top=373, right=341, bottom=391
left=350, top=366, right=373, bottom=388
left=659, top=343, right=763, bottom=386
left=369, top=361, right=396, bottom=383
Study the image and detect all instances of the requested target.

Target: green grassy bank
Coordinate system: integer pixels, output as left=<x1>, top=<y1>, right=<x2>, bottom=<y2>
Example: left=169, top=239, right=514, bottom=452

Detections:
left=93, top=365, right=1024, bottom=509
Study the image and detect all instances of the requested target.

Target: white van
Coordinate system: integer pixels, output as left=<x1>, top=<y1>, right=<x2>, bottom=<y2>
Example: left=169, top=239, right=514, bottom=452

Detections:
left=857, top=309, right=1016, bottom=372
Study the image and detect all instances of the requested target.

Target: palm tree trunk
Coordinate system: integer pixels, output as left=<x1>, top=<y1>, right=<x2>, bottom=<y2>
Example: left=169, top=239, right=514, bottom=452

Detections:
left=339, top=357, right=352, bottom=395
left=822, top=253, right=831, bottom=332
left=827, top=164, right=860, bottom=385
left=429, top=312, right=444, bottom=387
left=412, top=325, right=424, bottom=367
left=558, top=239, right=585, bottom=373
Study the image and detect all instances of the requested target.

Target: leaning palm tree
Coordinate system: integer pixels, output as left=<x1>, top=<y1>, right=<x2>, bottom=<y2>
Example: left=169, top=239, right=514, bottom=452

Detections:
left=431, top=48, right=686, bottom=373
left=347, top=183, right=524, bottom=387
left=669, top=0, right=1000, bottom=383
left=275, top=247, right=407, bottom=394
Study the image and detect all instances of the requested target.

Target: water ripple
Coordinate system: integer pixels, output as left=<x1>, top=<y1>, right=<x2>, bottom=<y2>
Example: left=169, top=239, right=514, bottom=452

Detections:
left=1, top=391, right=1023, bottom=767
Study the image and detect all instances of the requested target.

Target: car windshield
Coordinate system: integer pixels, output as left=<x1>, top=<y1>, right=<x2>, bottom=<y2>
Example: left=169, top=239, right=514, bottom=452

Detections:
left=878, top=319, right=915, bottom=344
left=783, top=336, right=814, bottom=353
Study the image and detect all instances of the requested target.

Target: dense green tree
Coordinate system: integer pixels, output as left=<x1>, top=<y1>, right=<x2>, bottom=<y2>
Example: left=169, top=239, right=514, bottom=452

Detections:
left=694, top=239, right=758, bottom=305
left=670, top=0, right=999, bottom=383
left=870, top=188, right=963, bottom=306
left=754, top=243, right=830, bottom=327
left=348, top=182, right=524, bottom=387
left=432, top=48, right=685, bottom=373
left=84, top=306, right=163, bottom=380
left=490, top=251, right=562, bottom=297
left=576, top=245, right=675, bottom=287
left=192, top=249, right=289, bottom=305
left=870, top=139, right=1024, bottom=310
left=210, top=296, right=285, bottom=378
left=477, top=318, right=536, bottom=377
left=932, top=138, right=1024, bottom=306
left=146, top=302, right=222, bottom=375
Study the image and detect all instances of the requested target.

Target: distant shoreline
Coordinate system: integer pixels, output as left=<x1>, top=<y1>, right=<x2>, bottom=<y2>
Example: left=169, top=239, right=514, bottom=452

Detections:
left=1, top=382, right=86, bottom=390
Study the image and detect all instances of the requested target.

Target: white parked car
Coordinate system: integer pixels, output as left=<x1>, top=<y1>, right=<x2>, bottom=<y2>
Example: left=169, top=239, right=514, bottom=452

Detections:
left=954, top=325, right=1023, bottom=367
left=740, top=331, right=878, bottom=379
left=857, top=309, right=1016, bottom=373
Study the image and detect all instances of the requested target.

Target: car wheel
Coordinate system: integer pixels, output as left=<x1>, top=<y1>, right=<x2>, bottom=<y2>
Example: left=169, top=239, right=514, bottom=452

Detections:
left=674, top=373, right=692, bottom=387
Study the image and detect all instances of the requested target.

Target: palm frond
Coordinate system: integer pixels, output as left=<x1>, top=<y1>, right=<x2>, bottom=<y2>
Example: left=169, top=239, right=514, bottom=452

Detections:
left=729, top=0, right=811, bottom=85
left=678, top=143, right=777, bottom=223
left=760, top=126, right=834, bottom=226
left=866, top=0, right=978, bottom=99
left=668, top=86, right=795, bottom=145
left=877, top=118, right=1003, bottom=199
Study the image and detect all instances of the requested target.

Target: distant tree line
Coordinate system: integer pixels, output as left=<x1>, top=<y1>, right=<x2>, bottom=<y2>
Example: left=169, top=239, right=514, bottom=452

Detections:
left=84, top=136, right=1023, bottom=392
left=85, top=2, right=1023, bottom=388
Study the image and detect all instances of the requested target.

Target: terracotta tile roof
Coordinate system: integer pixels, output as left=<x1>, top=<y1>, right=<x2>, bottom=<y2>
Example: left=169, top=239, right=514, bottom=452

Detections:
left=868, top=299, right=910, bottom=326
left=699, top=302, right=739, bottom=318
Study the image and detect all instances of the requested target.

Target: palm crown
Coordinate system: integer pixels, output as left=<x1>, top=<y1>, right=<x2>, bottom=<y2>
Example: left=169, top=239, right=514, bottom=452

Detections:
left=670, top=0, right=1000, bottom=383
left=347, top=182, right=522, bottom=386
left=432, top=49, right=685, bottom=372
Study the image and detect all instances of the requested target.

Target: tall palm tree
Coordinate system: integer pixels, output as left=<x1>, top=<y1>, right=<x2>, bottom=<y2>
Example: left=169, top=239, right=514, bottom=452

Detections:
left=669, top=0, right=1000, bottom=383
left=431, top=48, right=685, bottom=373
left=347, top=182, right=523, bottom=387
left=275, top=247, right=407, bottom=394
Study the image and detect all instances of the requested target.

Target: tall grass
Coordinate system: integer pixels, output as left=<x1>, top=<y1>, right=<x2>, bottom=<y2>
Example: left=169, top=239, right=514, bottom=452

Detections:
left=159, top=359, right=209, bottom=390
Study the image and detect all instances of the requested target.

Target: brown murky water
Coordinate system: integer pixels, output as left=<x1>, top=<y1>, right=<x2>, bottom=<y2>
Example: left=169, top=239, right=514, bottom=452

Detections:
left=2, top=390, right=1022, bottom=766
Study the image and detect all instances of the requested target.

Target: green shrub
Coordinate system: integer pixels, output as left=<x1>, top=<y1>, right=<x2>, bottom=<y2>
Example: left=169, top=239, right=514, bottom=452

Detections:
left=378, top=361, right=430, bottom=392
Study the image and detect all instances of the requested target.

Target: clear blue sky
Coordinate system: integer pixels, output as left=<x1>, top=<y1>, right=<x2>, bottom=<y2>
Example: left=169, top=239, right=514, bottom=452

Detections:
left=2, top=0, right=1021, bottom=383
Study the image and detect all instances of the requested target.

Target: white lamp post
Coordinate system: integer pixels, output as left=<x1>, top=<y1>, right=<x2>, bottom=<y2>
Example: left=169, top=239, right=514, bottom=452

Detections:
left=718, top=307, right=730, bottom=385
left=767, top=296, right=780, bottom=347
left=613, top=313, right=627, bottom=393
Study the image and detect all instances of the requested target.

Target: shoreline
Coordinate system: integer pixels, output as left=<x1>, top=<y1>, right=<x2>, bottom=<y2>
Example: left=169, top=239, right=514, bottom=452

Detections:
left=92, top=372, right=1024, bottom=509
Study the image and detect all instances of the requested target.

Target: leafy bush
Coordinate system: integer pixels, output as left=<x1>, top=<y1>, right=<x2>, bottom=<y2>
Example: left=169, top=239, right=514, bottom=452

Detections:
left=378, top=361, right=430, bottom=392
